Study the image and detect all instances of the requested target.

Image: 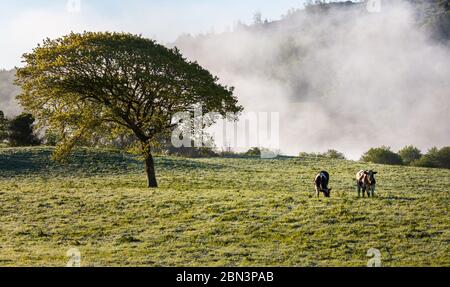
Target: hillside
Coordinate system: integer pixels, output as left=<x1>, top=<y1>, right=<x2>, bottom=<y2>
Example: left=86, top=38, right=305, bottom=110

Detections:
left=0, top=147, right=448, bottom=266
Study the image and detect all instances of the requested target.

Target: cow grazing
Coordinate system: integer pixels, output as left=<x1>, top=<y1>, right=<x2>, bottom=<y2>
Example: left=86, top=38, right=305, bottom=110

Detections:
left=356, top=170, right=378, bottom=197
left=314, top=171, right=332, bottom=198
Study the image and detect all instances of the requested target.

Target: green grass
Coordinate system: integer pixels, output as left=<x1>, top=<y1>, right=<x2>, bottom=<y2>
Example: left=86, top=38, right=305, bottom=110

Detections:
left=0, top=147, right=449, bottom=267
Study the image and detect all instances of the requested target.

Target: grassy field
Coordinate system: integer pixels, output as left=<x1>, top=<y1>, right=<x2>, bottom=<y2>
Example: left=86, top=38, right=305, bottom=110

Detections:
left=0, top=147, right=448, bottom=267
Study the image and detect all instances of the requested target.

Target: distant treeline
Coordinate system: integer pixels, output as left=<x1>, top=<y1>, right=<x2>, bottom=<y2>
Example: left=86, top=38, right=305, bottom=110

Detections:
left=361, top=146, right=450, bottom=169
left=1, top=111, right=448, bottom=169
left=299, top=146, right=450, bottom=169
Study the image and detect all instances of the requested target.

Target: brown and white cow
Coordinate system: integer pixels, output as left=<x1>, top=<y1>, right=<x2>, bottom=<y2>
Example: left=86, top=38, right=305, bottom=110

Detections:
left=356, top=170, right=377, bottom=197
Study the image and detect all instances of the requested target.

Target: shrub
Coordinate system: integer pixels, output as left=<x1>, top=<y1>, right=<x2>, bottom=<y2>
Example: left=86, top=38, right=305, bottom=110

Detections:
left=434, top=147, right=450, bottom=169
left=245, top=147, right=262, bottom=157
left=398, top=145, right=422, bottom=165
left=298, top=152, right=314, bottom=158
left=299, top=149, right=346, bottom=160
left=8, top=113, right=41, bottom=147
left=412, top=147, right=450, bottom=169
left=322, top=149, right=346, bottom=160
left=361, top=146, right=403, bottom=165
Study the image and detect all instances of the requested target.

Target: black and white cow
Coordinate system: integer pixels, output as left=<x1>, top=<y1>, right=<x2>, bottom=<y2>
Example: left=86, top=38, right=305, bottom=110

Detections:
left=314, top=171, right=332, bottom=198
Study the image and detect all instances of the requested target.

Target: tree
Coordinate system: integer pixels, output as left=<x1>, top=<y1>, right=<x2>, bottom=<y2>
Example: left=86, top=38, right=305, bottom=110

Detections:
left=7, top=113, right=40, bottom=147
left=398, top=145, right=422, bottom=165
left=434, top=147, right=450, bottom=169
left=322, top=149, right=346, bottom=160
left=0, top=110, right=8, bottom=142
left=361, top=146, right=403, bottom=166
left=15, top=32, right=242, bottom=188
left=245, top=147, right=262, bottom=157
left=413, top=146, right=450, bottom=169
left=253, top=12, right=263, bottom=25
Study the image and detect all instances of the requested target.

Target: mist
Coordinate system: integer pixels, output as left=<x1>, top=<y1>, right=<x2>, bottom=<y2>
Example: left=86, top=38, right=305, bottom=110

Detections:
left=174, top=1, right=450, bottom=159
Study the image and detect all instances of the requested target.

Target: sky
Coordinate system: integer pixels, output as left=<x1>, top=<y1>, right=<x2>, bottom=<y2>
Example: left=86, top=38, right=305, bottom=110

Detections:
left=0, top=0, right=309, bottom=69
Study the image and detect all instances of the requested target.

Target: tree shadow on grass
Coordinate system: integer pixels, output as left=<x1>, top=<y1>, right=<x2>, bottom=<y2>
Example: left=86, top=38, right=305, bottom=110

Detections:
left=0, top=148, right=143, bottom=178
left=0, top=148, right=227, bottom=178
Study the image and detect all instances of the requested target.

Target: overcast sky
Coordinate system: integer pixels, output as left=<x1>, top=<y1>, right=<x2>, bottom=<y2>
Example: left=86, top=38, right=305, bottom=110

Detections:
left=0, top=0, right=313, bottom=69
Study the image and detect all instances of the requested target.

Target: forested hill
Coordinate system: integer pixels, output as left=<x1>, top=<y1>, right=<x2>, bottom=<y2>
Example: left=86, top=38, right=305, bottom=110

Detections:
left=408, top=0, right=450, bottom=40
left=172, top=0, right=449, bottom=103
left=268, top=0, right=449, bottom=41
left=172, top=0, right=450, bottom=155
left=280, top=1, right=450, bottom=41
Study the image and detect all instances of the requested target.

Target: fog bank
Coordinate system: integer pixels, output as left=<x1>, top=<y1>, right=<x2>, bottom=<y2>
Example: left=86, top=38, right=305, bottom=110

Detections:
left=174, top=1, right=450, bottom=159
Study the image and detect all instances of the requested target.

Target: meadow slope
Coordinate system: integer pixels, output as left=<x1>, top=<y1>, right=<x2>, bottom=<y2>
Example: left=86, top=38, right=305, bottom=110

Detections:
left=0, top=147, right=448, bottom=267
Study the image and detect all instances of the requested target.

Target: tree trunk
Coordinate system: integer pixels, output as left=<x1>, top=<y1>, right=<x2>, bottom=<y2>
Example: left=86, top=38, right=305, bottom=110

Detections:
left=145, top=152, right=158, bottom=188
